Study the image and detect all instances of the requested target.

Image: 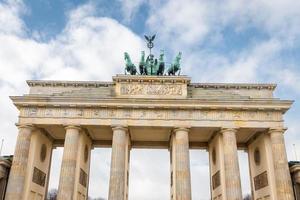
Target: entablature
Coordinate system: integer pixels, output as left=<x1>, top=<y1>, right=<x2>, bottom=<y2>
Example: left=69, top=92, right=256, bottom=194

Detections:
left=10, top=96, right=293, bottom=113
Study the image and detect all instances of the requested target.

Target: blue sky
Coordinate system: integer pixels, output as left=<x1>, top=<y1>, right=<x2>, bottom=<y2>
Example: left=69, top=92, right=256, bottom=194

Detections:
left=0, top=0, right=300, bottom=199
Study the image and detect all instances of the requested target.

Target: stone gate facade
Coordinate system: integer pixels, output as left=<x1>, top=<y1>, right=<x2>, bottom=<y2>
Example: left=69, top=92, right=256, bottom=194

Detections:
left=4, top=75, right=295, bottom=200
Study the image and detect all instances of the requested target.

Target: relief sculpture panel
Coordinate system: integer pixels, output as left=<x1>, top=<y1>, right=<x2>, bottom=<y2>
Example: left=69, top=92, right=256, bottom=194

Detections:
left=20, top=107, right=282, bottom=122
left=254, top=171, right=268, bottom=191
left=117, top=82, right=186, bottom=98
left=32, top=167, right=46, bottom=187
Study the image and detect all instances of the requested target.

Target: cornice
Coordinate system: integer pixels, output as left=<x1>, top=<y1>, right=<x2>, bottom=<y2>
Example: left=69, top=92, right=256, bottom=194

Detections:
left=26, top=80, right=113, bottom=88
left=113, top=74, right=191, bottom=84
left=190, top=83, right=276, bottom=90
left=10, top=95, right=293, bottom=112
left=26, top=79, right=277, bottom=91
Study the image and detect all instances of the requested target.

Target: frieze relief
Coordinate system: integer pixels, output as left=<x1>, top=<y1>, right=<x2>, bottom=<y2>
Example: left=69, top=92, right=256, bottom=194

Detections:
left=20, top=107, right=282, bottom=121
left=119, top=83, right=183, bottom=96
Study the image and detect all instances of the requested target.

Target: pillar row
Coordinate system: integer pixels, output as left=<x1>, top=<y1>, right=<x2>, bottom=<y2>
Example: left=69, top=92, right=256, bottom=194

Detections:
left=269, top=128, right=294, bottom=200
left=170, top=127, right=191, bottom=200
left=5, top=124, right=34, bottom=200
left=108, top=126, right=130, bottom=200
left=221, top=128, right=243, bottom=200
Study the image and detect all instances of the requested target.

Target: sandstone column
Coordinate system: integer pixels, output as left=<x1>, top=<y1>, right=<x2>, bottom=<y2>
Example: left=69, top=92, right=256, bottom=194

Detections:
left=221, top=128, right=242, bottom=200
left=57, top=125, right=81, bottom=200
left=269, top=128, right=294, bottom=200
left=171, top=127, right=192, bottom=200
left=5, top=124, right=34, bottom=200
left=108, top=126, right=130, bottom=200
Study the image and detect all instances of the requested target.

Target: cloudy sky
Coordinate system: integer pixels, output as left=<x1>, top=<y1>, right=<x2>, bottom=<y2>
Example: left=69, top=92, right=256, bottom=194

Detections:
left=0, top=0, right=300, bottom=199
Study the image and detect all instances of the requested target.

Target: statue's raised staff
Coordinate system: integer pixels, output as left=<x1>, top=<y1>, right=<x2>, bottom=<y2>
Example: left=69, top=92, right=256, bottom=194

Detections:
left=167, top=52, right=182, bottom=75
left=124, top=52, right=137, bottom=75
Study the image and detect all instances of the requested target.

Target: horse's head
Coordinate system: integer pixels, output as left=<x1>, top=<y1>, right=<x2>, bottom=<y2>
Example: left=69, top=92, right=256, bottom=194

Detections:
left=124, top=52, right=129, bottom=60
left=159, top=50, right=164, bottom=61
left=141, top=51, right=145, bottom=58
left=176, top=52, right=182, bottom=61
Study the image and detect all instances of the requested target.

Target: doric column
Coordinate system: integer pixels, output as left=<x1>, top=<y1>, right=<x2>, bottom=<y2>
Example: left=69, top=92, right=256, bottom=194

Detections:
left=171, top=127, right=191, bottom=200
left=221, top=128, right=242, bottom=200
left=108, top=126, right=130, bottom=200
left=57, top=125, right=81, bottom=200
left=5, top=124, right=34, bottom=200
left=269, top=128, right=294, bottom=200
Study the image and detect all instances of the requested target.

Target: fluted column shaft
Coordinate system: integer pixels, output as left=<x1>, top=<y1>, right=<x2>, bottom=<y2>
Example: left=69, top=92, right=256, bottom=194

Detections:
left=221, top=128, right=242, bottom=200
left=269, top=128, right=294, bottom=200
left=172, top=128, right=191, bottom=200
left=108, top=126, right=129, bottom=200
left=5, top=124, right=33, bottom=200
left=57, top=126, right=81, bottom=200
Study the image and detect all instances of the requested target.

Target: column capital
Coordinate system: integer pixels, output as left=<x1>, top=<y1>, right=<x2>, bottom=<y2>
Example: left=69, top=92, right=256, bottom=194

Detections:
left=173, top=127, right=190, bottom=133
left=15, top=123, right=35, bottom=130
left=268, top=127, right=287, bottom=134
left=220, top=127, right=238, bottom=134
left=112, top=125, right=128, bottom=132
left=64, top=125, right=81, bottom=131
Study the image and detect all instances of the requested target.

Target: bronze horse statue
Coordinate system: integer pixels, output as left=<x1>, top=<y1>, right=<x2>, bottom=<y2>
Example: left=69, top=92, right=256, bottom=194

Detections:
left=139, top=51, right=147, bottom=75
left=124, top=52, right=137, bottom=75
left=167, top=52, right=182, bottom=75
left=156, top=50, right=165, bottom=75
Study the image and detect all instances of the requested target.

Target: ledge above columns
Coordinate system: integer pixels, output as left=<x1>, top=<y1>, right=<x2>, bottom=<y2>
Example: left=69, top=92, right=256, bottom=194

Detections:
left=64, top=125, right=81, bottom=131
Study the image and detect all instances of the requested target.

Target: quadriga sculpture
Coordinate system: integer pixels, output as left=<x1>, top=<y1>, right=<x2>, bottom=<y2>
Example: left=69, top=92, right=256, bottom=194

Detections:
left=124, top=52, right=137, bottom=75
left=123, top=34, right=182, bottom=76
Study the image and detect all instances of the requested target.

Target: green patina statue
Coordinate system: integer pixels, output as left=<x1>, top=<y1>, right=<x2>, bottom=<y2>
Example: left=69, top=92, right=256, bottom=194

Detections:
left=124, top=35, right=181, bottom=76
left=124, top=52, right=137, bottom=75
left=139, top=51, right=147, bottom=75
left=157, top=50, right=165, bottom=75
left=167, top=52, right=181, bottom=75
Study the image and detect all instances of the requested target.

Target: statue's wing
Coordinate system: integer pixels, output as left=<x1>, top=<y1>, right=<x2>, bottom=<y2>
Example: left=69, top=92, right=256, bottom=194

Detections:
left=151, top=34, right=156, bottom=41
left=144, top=35, right=150, bottom=41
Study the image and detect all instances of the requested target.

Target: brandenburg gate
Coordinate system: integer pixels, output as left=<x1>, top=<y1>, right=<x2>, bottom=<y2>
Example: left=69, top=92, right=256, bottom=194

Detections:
left=3, top=35, right=296, bottom=200
left=4, top=74, right=295, bottom=200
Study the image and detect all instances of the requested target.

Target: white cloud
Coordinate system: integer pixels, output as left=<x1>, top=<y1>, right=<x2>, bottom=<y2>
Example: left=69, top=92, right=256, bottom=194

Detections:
left=0, top=0, right=26, bottom=36
left=119, top=0, right=147, bottom=22
left=147, top=0, right=300, bottom=47
left=146, top=0, right=300, bottom=88
left=129, top=149, right=170, bottom=200
left=147, top=0, right=210, bottom=49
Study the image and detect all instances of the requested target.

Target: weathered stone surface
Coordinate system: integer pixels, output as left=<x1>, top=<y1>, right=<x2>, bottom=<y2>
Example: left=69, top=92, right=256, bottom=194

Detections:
left=108, top=126, right=130, bottom=200
left=269, top=128, right=294, bottom=200
left=221, top=128, right=243, bottom=200
left=6, top=75, right=295, bottom=200
left=171, top=128, right=191, bottom=200
left=57, top=126, right=81, bottom=200
left=5, top=125, right=33, bottom=200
